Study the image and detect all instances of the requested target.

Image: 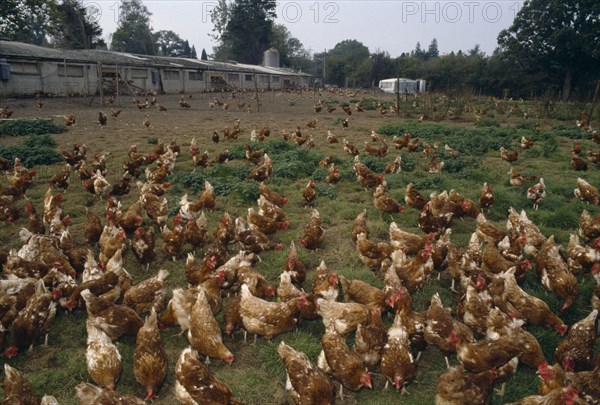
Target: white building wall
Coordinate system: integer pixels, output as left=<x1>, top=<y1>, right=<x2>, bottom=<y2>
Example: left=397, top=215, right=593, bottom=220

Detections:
left=0, top=58, right=310, bottom=97
left=161, top=69, right=183, bottom=93
left=0, top=60, right=99, bottom=97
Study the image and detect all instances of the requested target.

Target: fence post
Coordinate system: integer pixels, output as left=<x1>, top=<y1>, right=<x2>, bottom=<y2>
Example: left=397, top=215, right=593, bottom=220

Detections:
left=64, top=59, right=69, bottom=100
left=396, top=76, right=400, bottom=117
left=253, top=70, right=260, bottom=113
left=116, top=63, right=120, bottom=106
left=98, top=61, right=104, bottom=106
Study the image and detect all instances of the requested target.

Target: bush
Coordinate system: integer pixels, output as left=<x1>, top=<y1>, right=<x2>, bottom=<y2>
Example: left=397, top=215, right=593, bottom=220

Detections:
left=0, top=119, right=65, bottom=137
left=147, top=137, right=159, bottom=145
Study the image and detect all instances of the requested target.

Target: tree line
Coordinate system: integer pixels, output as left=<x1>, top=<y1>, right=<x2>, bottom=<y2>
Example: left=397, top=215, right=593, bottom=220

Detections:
left=0, top=0, right=199, bottom=58
left=1, top=0, right=598, bottom=99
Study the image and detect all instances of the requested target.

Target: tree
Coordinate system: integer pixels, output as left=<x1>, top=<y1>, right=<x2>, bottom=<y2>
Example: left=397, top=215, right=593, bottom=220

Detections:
left=395, top=53, right=423, bottom=81
left=325, top=40, right=370, bottom=87
left=370, top=50, right=396, bottom=85
left=0, top=0, right=54, bottom=44
left=154, top=32, right=197, bottom=57
left=190, top=45, right=197, bottom=59
left=201, top=48, right=208, bottom=60
left=211, top=0, right=277, bottom=64
left=154, top=30, right=184, bottom=56
left=270, top=24, right=311, bottom=70
left=411, top=42, right=425, bottom=59
left=182, top=40, right=191, bottom=57
left=111, top=0, right=156, bottom=55
left=498, top=0, right=600, bottom=99
left=48, top=0, right=103, bottom=49
left=426, top=38, right=439, bottom=60
left=467, top=44, right=484, bottom=58
left=311, top=51, right=326, bottom=78
left=209, top=0, right=231, bottom=41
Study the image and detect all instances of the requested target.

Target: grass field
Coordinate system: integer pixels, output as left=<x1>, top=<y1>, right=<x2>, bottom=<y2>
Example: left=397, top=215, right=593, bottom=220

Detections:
left=0, top=89, right=599, bottom=404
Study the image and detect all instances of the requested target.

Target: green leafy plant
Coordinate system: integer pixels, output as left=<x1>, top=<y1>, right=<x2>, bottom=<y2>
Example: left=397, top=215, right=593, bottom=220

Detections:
left=316, top=183, right=337, bottom=200
left=232, top=182, right=260, bottom=203
left=542, top=136, right=559, bottom=157
left=400, top=153, right=418, bottom=172
left=23, top=134, right=57, bottom=148
left=360, top=155, right=386, bottom=173
left=0, top=119, right=65, bottom=137
left=0, top=135, right=62, bottom=167
left=442, top=155, right=480, bottom=174
left=311, top=167, right=327, bottom=181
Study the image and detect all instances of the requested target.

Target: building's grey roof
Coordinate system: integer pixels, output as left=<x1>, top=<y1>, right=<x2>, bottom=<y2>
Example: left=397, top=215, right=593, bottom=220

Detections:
left=0, top=40, right=311, bottom=77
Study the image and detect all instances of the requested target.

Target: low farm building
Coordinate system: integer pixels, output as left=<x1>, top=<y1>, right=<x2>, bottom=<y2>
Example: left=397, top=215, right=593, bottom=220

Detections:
left=0, top=39, right=312, bottom=98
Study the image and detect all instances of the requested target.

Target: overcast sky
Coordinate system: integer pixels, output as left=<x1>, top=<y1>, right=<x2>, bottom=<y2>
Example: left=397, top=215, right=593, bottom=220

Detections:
left=86, top=0, right=524, bottom=57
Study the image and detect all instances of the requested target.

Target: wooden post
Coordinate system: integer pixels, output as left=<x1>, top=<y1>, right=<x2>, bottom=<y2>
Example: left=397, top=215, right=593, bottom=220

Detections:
left=64, top=59, right=69, bottom=100
left=204, top=71, right=208, bottom=100
left=253, top=70, right=260, bottom=113
left=396, top=76, right=400, bottom=117
left=83, top=65, right=89, bottom=101
left=116, top=63, right=120, bottom=106
left=98, top=61, right=104, bottom=106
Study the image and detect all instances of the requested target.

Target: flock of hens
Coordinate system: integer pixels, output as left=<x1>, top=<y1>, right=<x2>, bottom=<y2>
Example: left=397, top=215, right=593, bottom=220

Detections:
left=0, top=90, right=600, bottom=405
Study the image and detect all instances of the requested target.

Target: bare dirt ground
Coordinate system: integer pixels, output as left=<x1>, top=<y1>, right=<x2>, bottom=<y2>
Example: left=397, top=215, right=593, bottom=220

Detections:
left=5, top=89, right=395, bottom=148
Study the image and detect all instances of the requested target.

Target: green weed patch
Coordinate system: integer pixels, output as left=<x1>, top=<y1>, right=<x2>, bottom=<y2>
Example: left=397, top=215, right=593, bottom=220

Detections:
left=0, top=134, right=62, bottom=166
left=0, top=119, right=65, bottom=137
